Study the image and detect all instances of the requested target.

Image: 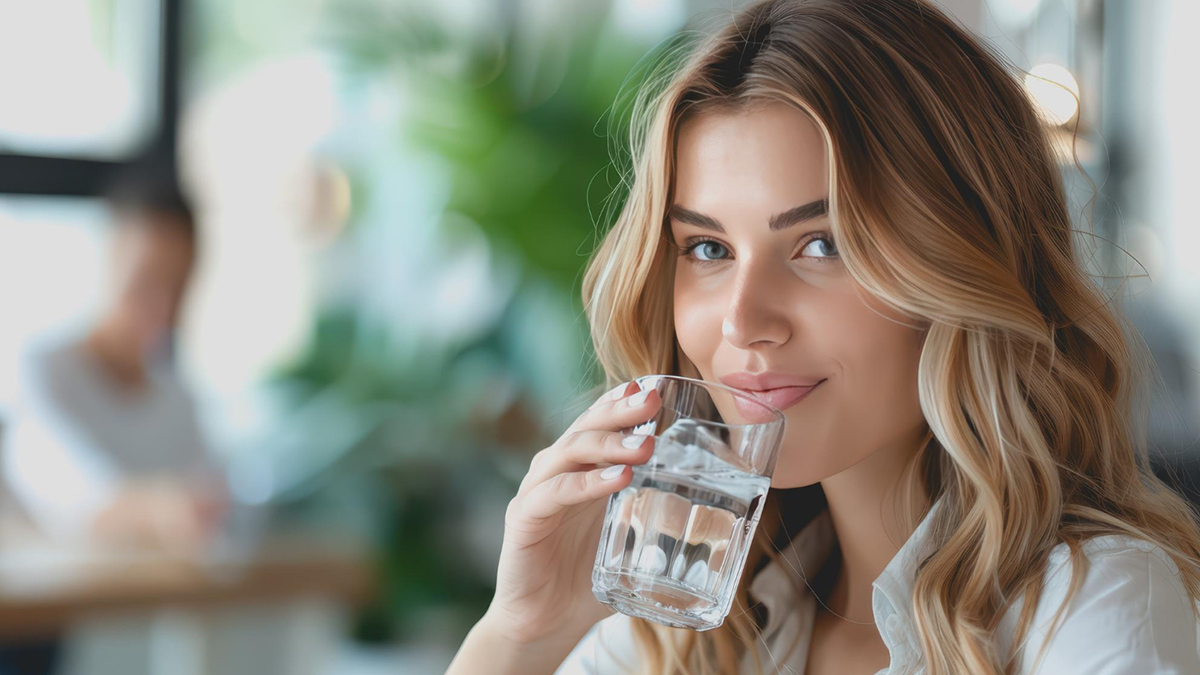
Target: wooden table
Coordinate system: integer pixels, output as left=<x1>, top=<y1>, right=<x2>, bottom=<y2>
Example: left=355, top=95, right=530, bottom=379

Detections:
left=0, top=519, right=375, bottom=675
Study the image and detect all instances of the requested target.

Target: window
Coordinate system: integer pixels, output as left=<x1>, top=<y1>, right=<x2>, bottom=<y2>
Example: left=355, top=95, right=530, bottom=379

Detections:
left=0, top=0, right=180, bottom=196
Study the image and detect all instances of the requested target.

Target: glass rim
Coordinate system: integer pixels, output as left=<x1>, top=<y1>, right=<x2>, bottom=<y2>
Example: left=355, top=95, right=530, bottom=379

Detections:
left=632, top=373, right=788, bottom=429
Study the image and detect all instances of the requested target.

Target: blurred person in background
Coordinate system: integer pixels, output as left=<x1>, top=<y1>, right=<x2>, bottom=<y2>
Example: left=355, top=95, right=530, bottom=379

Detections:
left=0, top=154, right=228, bottom=675
left=2, top=152, right=229, bottom=556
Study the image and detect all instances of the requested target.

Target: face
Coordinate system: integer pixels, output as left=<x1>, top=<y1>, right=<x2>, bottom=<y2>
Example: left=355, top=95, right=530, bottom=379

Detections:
left=670, top=102, right=928, bottom=488
left=107, top=212, right=196, bottom=356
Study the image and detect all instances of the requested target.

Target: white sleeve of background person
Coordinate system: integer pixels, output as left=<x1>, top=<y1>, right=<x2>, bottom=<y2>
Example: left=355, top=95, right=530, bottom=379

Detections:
left=2, top=348, right=121, bottom=541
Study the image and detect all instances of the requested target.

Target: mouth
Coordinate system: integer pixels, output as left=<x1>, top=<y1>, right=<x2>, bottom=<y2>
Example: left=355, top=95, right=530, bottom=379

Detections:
left=733, top=379, right=825, bottom=419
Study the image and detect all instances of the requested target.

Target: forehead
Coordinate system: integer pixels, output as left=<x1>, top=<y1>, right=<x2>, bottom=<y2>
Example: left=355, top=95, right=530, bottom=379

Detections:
left=673, top=103, right=828, bottom=208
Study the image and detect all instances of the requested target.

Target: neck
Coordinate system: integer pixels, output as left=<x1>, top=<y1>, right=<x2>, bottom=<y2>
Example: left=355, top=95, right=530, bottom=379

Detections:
left=86, top=320, right=148, bottom=389
left=818, top=428, right=930, bottom=623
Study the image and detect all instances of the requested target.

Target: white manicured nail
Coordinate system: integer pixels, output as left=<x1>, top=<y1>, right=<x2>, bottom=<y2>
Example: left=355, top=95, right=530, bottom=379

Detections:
left=622, top=434, right=647, bottom=449
left=601, top=464, right=626, bottom=480
left=608, top=383, right=628, bottom=401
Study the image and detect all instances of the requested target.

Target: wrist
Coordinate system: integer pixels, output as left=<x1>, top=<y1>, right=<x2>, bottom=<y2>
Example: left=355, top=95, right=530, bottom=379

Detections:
left=463, top=609, right=580, bottom=674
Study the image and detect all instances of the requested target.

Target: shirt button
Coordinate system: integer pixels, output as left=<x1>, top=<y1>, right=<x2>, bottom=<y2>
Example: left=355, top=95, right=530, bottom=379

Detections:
left=885, top=614, right=901, bottom=639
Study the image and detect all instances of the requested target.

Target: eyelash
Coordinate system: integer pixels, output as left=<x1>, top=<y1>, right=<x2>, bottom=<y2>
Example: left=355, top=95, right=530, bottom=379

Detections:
left=676, top=233, right=839, bottom=267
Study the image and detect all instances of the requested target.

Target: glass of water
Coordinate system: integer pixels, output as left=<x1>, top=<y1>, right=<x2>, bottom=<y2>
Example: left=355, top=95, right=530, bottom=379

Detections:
left=591, top=374, right=788, bottom=631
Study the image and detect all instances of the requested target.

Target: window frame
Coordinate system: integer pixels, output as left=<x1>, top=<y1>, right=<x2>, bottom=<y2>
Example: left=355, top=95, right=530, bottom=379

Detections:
left=0, top=0, right=184, bottom=196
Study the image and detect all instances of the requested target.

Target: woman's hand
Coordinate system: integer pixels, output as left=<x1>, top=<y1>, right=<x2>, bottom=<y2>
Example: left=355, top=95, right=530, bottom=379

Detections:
left=485, top=380, right=661, bottom=646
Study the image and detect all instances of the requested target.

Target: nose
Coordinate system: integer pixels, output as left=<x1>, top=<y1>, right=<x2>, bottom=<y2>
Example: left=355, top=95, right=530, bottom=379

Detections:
left=720, top=258, right=792, bottom=350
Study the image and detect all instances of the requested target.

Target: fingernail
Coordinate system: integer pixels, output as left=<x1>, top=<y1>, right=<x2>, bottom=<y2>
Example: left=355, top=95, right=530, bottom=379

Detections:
left=601, top=464, right=626, bottom=480
left=622, top=434, right=647, bottom=449
left=628, top=389, right=651, bottom=406
left=607, top=383, right=628, bottom=401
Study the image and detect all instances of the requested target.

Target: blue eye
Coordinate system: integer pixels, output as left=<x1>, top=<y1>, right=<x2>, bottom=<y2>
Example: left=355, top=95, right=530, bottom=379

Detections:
left=800, top=235, right=838, bottom=259
left=677, top=234, right=839, bottom=267
left=689, top=240, right=729, bottom=263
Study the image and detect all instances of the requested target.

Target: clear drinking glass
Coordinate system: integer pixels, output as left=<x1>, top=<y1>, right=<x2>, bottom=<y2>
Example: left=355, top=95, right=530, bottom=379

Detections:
left=591, top=374, right=788, bottom=631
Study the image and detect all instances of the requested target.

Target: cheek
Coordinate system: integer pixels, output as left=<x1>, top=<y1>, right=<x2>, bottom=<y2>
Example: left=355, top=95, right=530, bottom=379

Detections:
left=839, top=320, right=924, bottom=438
left=771, top=296, right=927, bottom=488
left=673, top=278, right=724, bottom=371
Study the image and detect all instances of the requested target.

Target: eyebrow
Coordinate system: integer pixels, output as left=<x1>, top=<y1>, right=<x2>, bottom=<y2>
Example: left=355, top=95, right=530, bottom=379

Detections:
left=668, top=198, right=828, bottom=233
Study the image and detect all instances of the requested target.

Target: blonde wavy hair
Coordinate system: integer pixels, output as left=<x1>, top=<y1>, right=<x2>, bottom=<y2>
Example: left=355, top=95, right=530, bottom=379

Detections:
left=577, top=0, right=1200, bottom=673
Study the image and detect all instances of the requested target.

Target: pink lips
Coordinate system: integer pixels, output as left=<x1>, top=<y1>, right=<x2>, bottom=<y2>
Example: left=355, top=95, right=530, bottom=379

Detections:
left=732, top=381, right=824, bottom=422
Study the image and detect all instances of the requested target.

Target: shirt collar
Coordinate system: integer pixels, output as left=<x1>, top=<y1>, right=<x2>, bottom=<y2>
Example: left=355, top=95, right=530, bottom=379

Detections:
left=871, top=497, right=944, bottom=657
left=747, top=496, right=945, bottom=651
left=748, top=507, right=835, bottom=628
left=748, top=504, right=835, bottom=610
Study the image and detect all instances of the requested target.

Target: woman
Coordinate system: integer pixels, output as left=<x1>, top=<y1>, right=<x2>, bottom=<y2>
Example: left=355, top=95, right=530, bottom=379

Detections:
left=446, top=0, right=1200, bottom=673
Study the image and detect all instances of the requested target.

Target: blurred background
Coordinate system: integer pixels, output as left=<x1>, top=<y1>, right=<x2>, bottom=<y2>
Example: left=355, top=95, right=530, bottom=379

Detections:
left=0, top=0, right=1196, bottom=673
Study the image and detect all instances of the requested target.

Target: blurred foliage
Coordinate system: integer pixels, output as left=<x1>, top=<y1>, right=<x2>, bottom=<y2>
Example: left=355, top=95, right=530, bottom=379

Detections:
left=195, top=0, right=694, bottom=647
left=320, top=0, right=690, bottom=290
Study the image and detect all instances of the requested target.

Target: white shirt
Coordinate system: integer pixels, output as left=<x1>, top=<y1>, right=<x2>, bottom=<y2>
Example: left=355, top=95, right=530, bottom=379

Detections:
left=2, top=335, right=218, bottom=539
left=556, top=499, right=1200, bottom=674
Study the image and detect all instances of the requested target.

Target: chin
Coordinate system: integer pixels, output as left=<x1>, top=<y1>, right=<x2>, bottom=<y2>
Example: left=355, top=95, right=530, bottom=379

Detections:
left=769, top=475, right=823, bottom=490
left=767, top=446, right=855, bottom=489
left=767, top=458, right=829, bottom=489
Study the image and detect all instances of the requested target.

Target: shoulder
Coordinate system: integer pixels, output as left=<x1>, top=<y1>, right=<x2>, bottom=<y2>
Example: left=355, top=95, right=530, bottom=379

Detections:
left=1040, top=534, right=1190, bottom=598
left=18, top=333, right=90, bottom=383
left=18, top=336, right=71, bottom=377
left=1016, top=535, right=1199, bottom=675
left=555, top=613, right=641, bottom=675
left=13, top=336, right=88, bottom=405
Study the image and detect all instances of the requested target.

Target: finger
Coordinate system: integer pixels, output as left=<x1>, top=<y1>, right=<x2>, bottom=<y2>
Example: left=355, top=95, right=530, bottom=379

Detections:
left=587, top=381, right=638, bottom=412
left=520, top=387, right=660, bottom=495
left=524, top=429, right=655, bottom=488
left=568, top=384, right=662, bottom=436
left=517, top=464, right=633, bottom=524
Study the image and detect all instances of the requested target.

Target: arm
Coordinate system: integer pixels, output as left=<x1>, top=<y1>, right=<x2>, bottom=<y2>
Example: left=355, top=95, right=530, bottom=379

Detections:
left=5, top=349, right=228, bottom=548
left=3, top=371, right=122, bottom=540
left=445, top=610, right=591, bottom=675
